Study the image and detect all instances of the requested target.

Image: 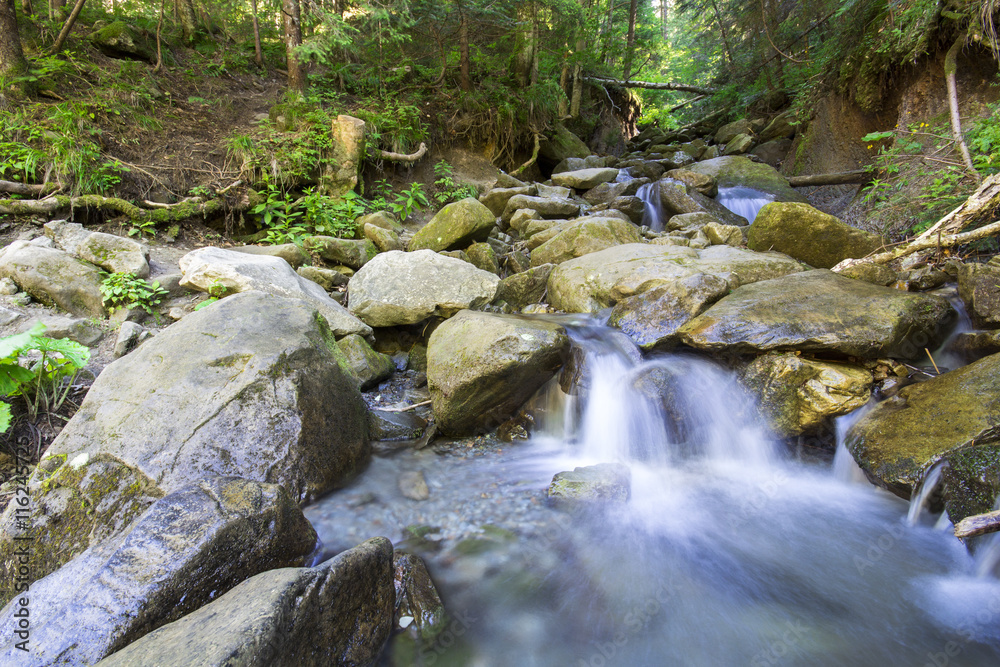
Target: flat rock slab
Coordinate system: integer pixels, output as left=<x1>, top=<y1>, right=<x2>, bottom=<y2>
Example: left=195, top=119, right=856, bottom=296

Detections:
left=678, top=269, right=957, bottom=359
left=551, top=168, right=620, bottom=190
left=95, top=537, right=396, bottom=667
left=846, top=352, right=1000, bottom=508
left=348, top=250, right=500, bottom=327
left=0, top=477, right=317, bottom=665
left=547, top=243, right=806, bottom=313
left=179, top=246, right=371, bottom=338
left=0, top=241, right=107, bottom=318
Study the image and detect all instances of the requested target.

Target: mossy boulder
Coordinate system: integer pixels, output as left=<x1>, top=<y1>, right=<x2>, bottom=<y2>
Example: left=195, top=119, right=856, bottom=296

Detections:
left=495, top=263, right=554, bottom=310
left=501, top=194, right=580, bottom=224
left=715, top=119, right=753, bottom=145
left=657, top=179, right=749, bottom=227
left=0, top=477, right=317, bottom=664
left=958, top=261, right=1000, bottom=328
left=740, top=353, right=872, bottom=436
left=678, top=270, right=957, bottom=359
left=427, top=310, right=570, bottom=435
left=547, top=464, right=631, bottom=508
left=88, top=21, right=155, bottom=63
left=95, top=537, right=396, bottom=667
left=539, top=123, right=591, bottom=163
left=748, top=202, right=885, bottom=269
left=550, top=168, right=620, bottom=190
left=363, top=223, right=403, bottom=252
left=530, top=217, right=643, bottom=267
left=337, top=333, right=396, bottom=390
left=303, top=235, right=378, bottom=269
left=0, top=292, right=369, bottom=598
left=408, top=198, right=496, bottom=252
left=845, top=352, right=1000, bottom=511
left=684, top=156, right=806, bottom=203
left=479, top=185, right=536, bottom=217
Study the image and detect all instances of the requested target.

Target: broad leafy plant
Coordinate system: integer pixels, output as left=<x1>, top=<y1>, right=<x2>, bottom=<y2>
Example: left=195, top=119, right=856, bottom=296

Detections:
left=100, top=272, right=169, bottom=316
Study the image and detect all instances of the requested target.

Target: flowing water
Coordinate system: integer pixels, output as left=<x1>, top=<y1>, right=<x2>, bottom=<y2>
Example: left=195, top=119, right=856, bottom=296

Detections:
left=636, top=182, right=666, bottom=232
left=306, top=318, right=1000, bottom=666
left=716, top=186, right=774, bottom=224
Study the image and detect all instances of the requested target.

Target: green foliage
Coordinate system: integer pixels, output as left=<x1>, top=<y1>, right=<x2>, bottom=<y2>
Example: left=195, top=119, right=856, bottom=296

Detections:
left=252, top=185, right=308, bottom=245
left=100, top=272, right=169, bottom=316
left=389, top=182, right=429, bottom=221
left=432, top=160, right=478, bottom=204
left=301, top=188, right=364, bottom=238
left=0, top=323, right=90, bottom=425
left=354, top=100, right=427, bottom=157
left=193, top=281, right=228, bottom=312
left=226, top=104, right=334, bottom=189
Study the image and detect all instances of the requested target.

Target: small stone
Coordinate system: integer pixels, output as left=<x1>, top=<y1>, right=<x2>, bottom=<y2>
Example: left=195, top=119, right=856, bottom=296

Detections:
left=547, top=463, right=631, bottom=508
left=399, top=471, right=430, bottom=501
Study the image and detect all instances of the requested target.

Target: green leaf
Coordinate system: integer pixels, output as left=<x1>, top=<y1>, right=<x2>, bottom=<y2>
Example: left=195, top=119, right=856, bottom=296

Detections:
left=0, top=402, right=11, bottom=433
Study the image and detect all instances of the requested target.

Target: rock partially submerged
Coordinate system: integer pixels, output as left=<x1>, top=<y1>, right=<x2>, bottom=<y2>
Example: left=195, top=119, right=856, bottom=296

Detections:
left=547, top=463, right=631, bottom=508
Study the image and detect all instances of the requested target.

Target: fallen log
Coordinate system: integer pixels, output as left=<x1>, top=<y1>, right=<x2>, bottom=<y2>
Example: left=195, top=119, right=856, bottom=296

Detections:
left=377, top=142, right=428, bottom=164
left=833, top=218, right=1000, bottom=270
left=787, top=170, right=870, bottom=187
left=583, top=76, right=716, bottom=96
left=954, top=509, right=1000, bottom=539
left=0, top=194, right=225, bottom=224
left=0, top=180, right=61, bottom=196
left=915, top=172, right=1000, bottom=242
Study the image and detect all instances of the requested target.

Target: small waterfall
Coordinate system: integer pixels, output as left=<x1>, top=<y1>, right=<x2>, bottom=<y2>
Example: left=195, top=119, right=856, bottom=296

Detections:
left=716, top=186, right=773, bottom=223
left=636, top=182, right=666, bottom=232
left=832, top=401, right=875, bottom=484
left=906, top=461, right=946, bottom=525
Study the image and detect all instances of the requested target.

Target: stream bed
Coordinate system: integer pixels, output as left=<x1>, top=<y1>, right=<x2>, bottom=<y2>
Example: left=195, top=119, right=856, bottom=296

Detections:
left=306, top=320, right=1000, bottom=666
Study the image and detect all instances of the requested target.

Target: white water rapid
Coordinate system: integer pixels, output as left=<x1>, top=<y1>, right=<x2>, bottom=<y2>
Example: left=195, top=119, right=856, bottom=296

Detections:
left=306, top=318, right=1000, bottom=666
left=636, top=182, right=666, bottom=232
left=716, top=186, right=773, bottom=223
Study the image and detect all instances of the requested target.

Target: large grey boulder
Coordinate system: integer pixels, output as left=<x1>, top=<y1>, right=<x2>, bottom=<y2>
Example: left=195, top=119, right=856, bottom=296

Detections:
left=539, top=123, right=591, bottom=162
left=530, top=217, right=643, bottom=266
left=657, top=179, right=749, bottom=227
left=408, top=198, right=496, bottom=252
left=0, top=241, right=107, bottom=317
left=0, top=477, right=317, bottom=665
left=748, top=202, right=885, bottom=269
left=551, top=168, right=620, bottom=190
left=479, top=185, right=536, bottom=217
left=45, top=221, right=150, bottom=277
left=303, top=235, right=377, bottom=269
left=0, top=292, right=368, bottom=593
left=715, top=119, right=752, bottom=145
left=347, top=250, right=500, bottom=327
left=741, top=353, right=872, bottom=437
left=547, top=243, right=806, bottom=313
left=96, top=537, right=396, bottom=667
left=231, top=243, right=310, bottom=269
left=846, top=352, right=1000, bottom=520
left=178, top=246, right=371, bottom=338
left=678, top=270, right=957, bottom=358
left=337, top=333, right=396, bottom=390
left=427, top=310, right=570, bottom=435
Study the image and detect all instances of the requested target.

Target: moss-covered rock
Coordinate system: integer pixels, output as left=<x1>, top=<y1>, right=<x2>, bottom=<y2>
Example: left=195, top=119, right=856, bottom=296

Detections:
left=846, top=352, right=1000, bottom=508
left=408, top=198, right=496, bottom=252
left=88, top=21, right=155, bottom=63
left=363, top=223, right=404, bottom=252
left=495, top=263, right=554, bottom=310
left=958, top=261, right=1000, bottom=328
left=427, top=310, right=570, bottom=435
left=0, top=241, right=107, bottom=318
left=530, top=217, right=643, bottom=266
left=337, top=333, right=396, bottom=390
left=748, top=202, right=885, bottom=269
left=304, top=235, right=378, bottom=269
left=539, top=123, right=591, bottom=163
left=547, top=463, right=631, bottom=508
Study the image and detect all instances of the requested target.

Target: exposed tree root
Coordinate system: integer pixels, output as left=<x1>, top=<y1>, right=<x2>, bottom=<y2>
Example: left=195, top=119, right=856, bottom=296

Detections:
left=377, top=142, right=428, bottom=163
left=0, top=194, right=226, bottom=224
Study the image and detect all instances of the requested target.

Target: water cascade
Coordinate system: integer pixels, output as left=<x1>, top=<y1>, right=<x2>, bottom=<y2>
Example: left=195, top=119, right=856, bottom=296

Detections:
left=306, top=319, right=1000, bottom=666
left=716, top=186, right=773, bottom=223
left=636, top=182, right=666, bottom=232
left=907, top=461, right=947, bottom=526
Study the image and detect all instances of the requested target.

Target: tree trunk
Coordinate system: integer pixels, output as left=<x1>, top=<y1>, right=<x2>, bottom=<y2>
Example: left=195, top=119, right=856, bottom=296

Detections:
left=153, top=0, right=165, bottom=72
left=787, top=170, right=870, bottom=187
left=458, top=2, right=471, bottom=92
left=250, top=0, right=263, bottom=66
left=177, top=0, right=198, bottom=43
left=282, top=0, right=305, bottom=94
left=0, top=0, right=29, bottom=93
left=583, top=76, right=716, bottom=95
left=512, top=2, right=536, bottom=88
left=49, top=0, right=86, bottom=54
left=622, top=0, right=638, bottom=80
left=945, top=35, right=978, bottom=178
left=708, top=0, right=735, bottom=66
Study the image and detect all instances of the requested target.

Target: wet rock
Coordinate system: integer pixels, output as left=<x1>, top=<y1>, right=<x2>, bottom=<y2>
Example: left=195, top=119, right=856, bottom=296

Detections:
left=495, top=263, right=554, bottom=310
left=530, top=217, right=643, bottom=267
left=348, top=250, right=499, bottom=327
left=950, top=330, right=1000, bottom=362
left=607, top=273, right=729, bottom=350
left=608, top=195, right=645, bottom=225
left=836, top=262, right=898, bottom=286
left=679, top=270, right=957, bottom=359
left=715, top=119, right=752, bottom=145
left=845, top=352, right=1000, bottom=512
left=95, top=537, right=396, bottom=667
left=547, top=243, right=805, bottom=313
left=427, top=310, right=570, bottom=435
left=582, top=179, right=647, bottom=206
left=904, top=266, right=948, bottom=291
left=230, top=243, right=311, bottom=269
left=664, top=169, right=717, bottom=197
left=399, top=471, right=430, bottom=501
left=466, top=242, right=499, bottom=274
left=741, top=353, right=872, bottom=436
left=392, top=552, right=448, bottom=644
left=547, top=463, right=631, bottom=508
left=178, top=246, right=372, bottom=338
left=369, top=409, right=427, bottom=441
left=501, top=195, right=580, bottom=224
left=0, top=292, right=369, bottom=595
left=304, top=235, right=378, bottom=270
left=748, top=202, right=885, bottom=269
left=0, top=477, right=317, bottom=665
left=551, top=167, right=620, bottom=190
left=958, top=261, right=1000, bottom=328
left=408, top=198, right=496, bottom=252
left=657, top=179, right=748, bottom=227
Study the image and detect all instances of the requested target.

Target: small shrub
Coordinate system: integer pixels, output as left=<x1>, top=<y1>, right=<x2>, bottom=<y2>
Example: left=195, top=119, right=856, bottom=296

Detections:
left=100, top=272, right=169, bottom=316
